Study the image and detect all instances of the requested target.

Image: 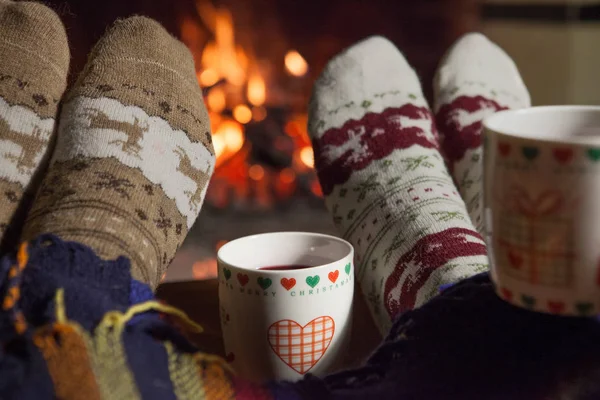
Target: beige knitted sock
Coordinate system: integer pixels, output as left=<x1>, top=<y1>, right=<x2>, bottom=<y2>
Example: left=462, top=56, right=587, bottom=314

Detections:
left=22, top=16, right=215, bottom=288
left=0, top=0, right=69, bottom=250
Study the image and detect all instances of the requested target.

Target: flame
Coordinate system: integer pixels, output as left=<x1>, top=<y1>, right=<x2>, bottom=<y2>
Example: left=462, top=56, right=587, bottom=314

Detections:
left=284, top=50, right=308, bottom=77
left=201, top=41, right=218, bottom=70
left=299, top=146, right=314, bottom=168
left=198, top=6, right=246, bottom=88
left=215, top=9, right=246, bottom=86
left=182, top=2, right=321, bottom=209
left=212, top=134, right=226, bottom=159
left=233, top=104, right=252, bottom=124
left=207, top=87, right=226, bottom=112
left=213, top=119, right=244, bottom=163
left=247, top=73, right=266, bottom=106
left=198, top=69, right=219, bottom=87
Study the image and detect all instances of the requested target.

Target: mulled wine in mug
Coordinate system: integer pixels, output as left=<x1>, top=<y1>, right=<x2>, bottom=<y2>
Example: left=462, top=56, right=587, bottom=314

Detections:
left=217, top=232, right=354, bottom=382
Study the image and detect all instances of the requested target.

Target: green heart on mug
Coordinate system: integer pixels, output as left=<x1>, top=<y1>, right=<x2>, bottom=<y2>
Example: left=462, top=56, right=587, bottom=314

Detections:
left=521, top=294, right=536, bottom=308
left=344, top=263, right=351, bottom=275
left=587, top=148, right=600, bottom=162
left=257, top=277, right=272, bottom=290
left=576, top=302, right=594, bottom=315
left=522, top=146, right=539, bottom=160
left=223, top=268, right=232, bottom=280
left=306, top=275, right=320, bottom=288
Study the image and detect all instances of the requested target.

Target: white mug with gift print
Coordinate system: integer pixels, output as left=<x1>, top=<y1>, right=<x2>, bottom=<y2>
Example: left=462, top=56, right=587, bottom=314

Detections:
left=483, top=106, right=600, bottom=316
left=217, top=231, right=354, bottom=382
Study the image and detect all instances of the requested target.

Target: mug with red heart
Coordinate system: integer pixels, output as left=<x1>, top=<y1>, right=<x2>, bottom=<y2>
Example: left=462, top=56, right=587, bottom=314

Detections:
left=217, top=231, right=354, bottom=382
left=483, top=106, right=600, bottom=316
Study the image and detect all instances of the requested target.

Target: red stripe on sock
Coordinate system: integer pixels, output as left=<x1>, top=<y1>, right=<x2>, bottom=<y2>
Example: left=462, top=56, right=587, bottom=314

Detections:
left=435, top=95, right=506, bottom=169
left=313, top=104, right=438, bottom=195
left=383, top=227, right=487, bottom=318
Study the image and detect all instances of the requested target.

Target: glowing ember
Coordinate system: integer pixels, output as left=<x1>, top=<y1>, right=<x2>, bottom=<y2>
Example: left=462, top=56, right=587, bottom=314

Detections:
left=192, top=259, right=218, bottom=280
left=299, top=146, right=315, bottom=168
left=280, top=168, right=295, bottom=184
left=233, top=104, right=252, bottom=124
left=252, top=106, right=267, bottom=122
left=216, top=240, right=228, bottom=251
left=249, top=164, right=265, bottom=181
left=207, top=87, right=226, bottom=112
left=311, top=180, right=323, bottom=197
left=284, top=50, right=308, bottom=77
left=247, top=73, right=266, bottom=106
left=198, top=69, right=219, bottom=87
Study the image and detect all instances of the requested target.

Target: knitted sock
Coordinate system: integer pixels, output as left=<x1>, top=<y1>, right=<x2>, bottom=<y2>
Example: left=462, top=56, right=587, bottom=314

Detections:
left=433, top=33, right=530, bottom=233
left=308, top=36, right=489, bottom=334
left=22, top=17, right=215, bottom=289
left=0, top=1, right=69, bottom=250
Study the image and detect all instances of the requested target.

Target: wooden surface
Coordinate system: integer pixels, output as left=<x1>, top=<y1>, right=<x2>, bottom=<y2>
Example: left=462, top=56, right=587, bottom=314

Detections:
left=156, top=279, right=383, bottom=369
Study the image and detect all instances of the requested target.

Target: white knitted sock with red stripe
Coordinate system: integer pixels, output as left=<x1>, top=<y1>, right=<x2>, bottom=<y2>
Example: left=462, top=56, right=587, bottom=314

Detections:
left=308, top=36, right=489, bottom=334
left=434, top=33, right=530, bottom=233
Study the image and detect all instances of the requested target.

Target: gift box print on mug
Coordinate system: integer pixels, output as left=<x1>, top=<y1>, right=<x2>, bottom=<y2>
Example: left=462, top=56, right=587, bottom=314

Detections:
left=484, top=106, right=600, bottom=316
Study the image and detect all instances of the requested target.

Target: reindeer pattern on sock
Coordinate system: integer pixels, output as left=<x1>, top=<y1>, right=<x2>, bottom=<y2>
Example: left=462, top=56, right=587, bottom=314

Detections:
left=173, top=146, right=206, bottom=214
left=0, top=101, right=53, bottom=183
left=85, top=108, right=149, bottom=159
left=54, top=96, right=214, bottom=228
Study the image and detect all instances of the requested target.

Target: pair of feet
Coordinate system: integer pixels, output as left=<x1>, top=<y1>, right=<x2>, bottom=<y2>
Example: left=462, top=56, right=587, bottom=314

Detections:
left=308, top=34, right=530, bottom=332
left=0, top=1, right=214, bottom=289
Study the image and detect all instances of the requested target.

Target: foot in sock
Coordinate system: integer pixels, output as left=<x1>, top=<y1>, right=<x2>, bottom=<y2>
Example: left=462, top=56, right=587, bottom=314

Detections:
left=308, top=36, right=489, bottom=333
left=0, top=1, right=69, bottom=251
left=434, top=33, right=530, bottom=233
left=21, top=16, right=215, bottom=289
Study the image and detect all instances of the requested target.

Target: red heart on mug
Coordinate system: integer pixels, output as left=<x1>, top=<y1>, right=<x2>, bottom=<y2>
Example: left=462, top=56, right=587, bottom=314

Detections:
left=281, top=278, right=296, bottom=291
left=328, top=270, right=339, bottom=283
left=553, top=148, right=573, bottom=164
left=501, top=287, right=513, bottom=301
left=498, top=142, right=511, bottom=157
left=508, top=250, right=523, bottom=269
left=237, top=273, right=249, bottom=286
left=548, top=301, right=565, bottom=314
left=268, top=316, right=335, bottom=374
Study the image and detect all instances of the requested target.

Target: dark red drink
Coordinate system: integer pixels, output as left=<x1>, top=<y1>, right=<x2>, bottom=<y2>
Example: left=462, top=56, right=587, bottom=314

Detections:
left=258, top=265, right=312, bottom=271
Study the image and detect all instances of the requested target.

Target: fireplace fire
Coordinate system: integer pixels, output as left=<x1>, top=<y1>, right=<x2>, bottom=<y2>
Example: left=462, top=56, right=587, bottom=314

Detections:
left=180, top=1, right=321, bottom=214
left=170, top=0, right=333, bottom=281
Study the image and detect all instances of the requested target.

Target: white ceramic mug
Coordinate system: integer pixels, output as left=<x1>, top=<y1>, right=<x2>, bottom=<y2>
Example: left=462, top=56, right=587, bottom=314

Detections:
left=483, top=106, right=600, bottom=316
left=217, top=231, right=354, bottom=382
